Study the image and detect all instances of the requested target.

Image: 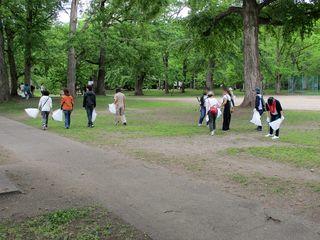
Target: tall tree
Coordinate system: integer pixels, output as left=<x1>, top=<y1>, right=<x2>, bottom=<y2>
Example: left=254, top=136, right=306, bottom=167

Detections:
left=202, top=0, right=320, bottom=106
left=5, top=23, right=19, bottom=96
left=0, top=0, right=9, bottom=101
left=67, top=0, right=78, bottom=97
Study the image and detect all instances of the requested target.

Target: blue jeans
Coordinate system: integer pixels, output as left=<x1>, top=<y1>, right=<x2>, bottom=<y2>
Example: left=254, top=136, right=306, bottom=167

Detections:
left=63, top=110, right=72, bottom=128
left=86, top=107, right=94, bottom=126
left=198, top=106, right=206, bottom=125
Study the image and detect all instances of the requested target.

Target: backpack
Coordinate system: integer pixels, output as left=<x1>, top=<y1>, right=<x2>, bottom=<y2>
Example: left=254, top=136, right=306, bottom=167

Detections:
left=210, top=106, right=218, bottom=115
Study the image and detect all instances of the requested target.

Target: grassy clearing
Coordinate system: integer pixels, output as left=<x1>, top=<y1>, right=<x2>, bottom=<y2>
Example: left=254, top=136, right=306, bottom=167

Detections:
left=0, top=96, right=319, bottom=169
left=227, top=146, right=320, bottom=168
left=0, top=207, right=150, bottom=240
left=228, top=172, right=320, bottom=195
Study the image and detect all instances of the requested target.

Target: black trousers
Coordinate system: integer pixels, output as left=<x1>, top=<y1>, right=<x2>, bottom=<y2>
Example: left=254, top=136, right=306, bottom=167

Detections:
left=269, top=114, right=281, bottom=136
left=222, top=108, right=231, bottom=131
left=257, top=109, right=264, bottom=130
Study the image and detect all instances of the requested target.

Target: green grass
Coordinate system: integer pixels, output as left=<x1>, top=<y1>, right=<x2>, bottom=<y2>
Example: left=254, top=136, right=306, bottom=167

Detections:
left=227, top=146, right=320, bottom=168
left=228, top=172, right=320, bottom=195
left=0, top=207, right=150, bottom=240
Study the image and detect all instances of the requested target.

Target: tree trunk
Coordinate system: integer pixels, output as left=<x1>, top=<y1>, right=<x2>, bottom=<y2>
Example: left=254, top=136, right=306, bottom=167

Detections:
left=67, top=0, right=79, bottom=97
left=0, top=12, right=10, bottom=102
left=240, top=0, right=262, bottom=107
left=96, top=47, right=106, bottom=95
left=163, top=52, right=169, bottom=94
left=96, top=0, right=107, bottom=95
left=5, top=27, right=18, bottom=96
left=24, top=3, right=32, bottom=85
left=181, top=59, right=187, bottom=93
left=135, top=72, right=145, bottom=96
left=275, top=73, right=282, bottom=94
left=206, top=57, right=215, bottom=90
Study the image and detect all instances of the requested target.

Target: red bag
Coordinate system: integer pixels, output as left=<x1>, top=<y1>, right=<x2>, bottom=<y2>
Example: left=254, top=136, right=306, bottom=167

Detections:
left=210, top=106, right=218, bottom=115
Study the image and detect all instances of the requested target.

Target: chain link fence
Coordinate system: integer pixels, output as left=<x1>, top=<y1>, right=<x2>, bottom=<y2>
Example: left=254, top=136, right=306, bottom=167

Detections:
left=288, top=76, right=319, bottom=94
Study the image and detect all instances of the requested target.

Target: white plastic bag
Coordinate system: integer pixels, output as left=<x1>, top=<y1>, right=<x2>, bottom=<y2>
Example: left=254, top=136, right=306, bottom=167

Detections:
left=25, top=108, right=39, bottom=119
left=92, top=109, right=97, bottom=122
left=108, top=104, right=116, bottom=114
left=269, top=116, right=285, bottom=131
left=52, top=109, right=63, bottom=122
left=217, top=108, right=222, bottom=119
left=250, top=109, right=262, bottom=126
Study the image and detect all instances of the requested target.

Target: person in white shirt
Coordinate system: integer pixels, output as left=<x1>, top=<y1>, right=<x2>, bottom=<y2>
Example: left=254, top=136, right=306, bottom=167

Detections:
left=38, top=90, right=53, bottom=130
left=205, top=91, right=219, bottom=136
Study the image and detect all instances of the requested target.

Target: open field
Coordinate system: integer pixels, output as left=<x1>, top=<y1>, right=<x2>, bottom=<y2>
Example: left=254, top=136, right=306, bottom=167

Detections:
left=0, top=95, right=319, bottom=236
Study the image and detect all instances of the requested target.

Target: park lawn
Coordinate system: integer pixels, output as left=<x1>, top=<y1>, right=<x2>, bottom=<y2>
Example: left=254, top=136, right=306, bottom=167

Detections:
left=0, top=96, right=319, bottom=169
left=0, top=207, right=150, bottom=240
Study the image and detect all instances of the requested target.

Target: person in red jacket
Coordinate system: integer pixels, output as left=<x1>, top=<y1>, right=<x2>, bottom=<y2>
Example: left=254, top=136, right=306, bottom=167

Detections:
left=61, top=89, right=74, bottom=129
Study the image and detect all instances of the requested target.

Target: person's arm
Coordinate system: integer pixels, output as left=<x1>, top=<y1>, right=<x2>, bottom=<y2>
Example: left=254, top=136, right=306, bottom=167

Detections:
left=93, top=94, right=96, bottom=108
left=38, top=97, right=42, bottom=110
left=123, top=96, right=126, bottom=111
left=60, top=97, right=64, bottom=110
left=277, top=101, right=284, bottom=117
left=221, top=96, right=227, bottom=107
left=255, top=96, right=259, bottom=110
left=114, top=95, right=118, bottom=105
left=71, top=97, right=74, bottom=109
left=49, top=98, right=52, bottom=110
left=83, top=94, right=86, bottom=108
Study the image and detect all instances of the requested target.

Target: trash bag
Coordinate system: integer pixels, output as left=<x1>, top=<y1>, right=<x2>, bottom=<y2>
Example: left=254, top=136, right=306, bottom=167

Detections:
left=108, top=103, right=116, bottom=114
left=52, top=109, right=63, bottom=122
left=269, top=116, right=285, bottom=131
left=217, top=108, right=222, bottom=119
left=250, top=109, right=262, bottom=126
left=25, top=108, right=39, bottom=119
left=121, top=115, right=127, bottom=124
left=92, top=109, right=97, bottom=122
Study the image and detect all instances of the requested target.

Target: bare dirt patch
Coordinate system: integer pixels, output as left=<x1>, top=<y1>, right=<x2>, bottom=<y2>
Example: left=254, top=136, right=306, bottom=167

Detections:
left=0, top=146, right=17, bottom=166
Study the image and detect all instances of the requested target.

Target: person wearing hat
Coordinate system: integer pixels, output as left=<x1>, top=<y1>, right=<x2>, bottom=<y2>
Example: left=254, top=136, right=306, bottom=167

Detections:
left=265, top=97, right=284, bottom=140
left=254, top=88, right=265, bottom=131
left=205, top=91, right=219, bottom=136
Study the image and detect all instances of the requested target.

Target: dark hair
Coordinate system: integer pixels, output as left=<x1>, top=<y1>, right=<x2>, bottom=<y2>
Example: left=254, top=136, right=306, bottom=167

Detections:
left=43, top=90, right=50, bottom=96
left=63, top=88, right=70, bottom=96
left=222, top=86, right=232, bottom=97
left=267, top=97, right=274, bottom=105
left=87, top=85, right=93, bottom=91
left=116, top=88, right=121, bottom=93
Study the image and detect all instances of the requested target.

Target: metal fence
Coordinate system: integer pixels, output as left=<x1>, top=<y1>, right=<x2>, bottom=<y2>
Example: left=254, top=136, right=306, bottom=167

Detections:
left=288, top=76, right=319, bottom=93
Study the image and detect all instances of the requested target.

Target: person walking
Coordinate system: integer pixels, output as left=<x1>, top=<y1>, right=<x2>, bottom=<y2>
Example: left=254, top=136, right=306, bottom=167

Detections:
left=205, top=91, right=219, bottom=136
left=61, top=89, right=74, bottom=129
left=198, top=88, right=208, bottom=126
left=221, top=87, right=233, bottom=131
left=38, top=90, right=52, bottom=130
left=114, top=88, right=127, bottom=125
left=254, top=88, right=265, bottom=131
left=83, top=85, right=96, bottom=128
left=265, top=97, right=284, bottom=140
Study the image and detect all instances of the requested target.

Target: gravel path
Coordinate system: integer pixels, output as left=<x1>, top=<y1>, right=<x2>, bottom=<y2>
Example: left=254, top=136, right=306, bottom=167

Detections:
left=0, top=116, right=319, bottom=240
left=136, top=95, right=320, bottom=111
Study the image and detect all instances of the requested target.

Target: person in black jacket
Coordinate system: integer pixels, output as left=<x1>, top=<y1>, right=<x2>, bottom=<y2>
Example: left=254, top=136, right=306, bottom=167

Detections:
left=265, top=97, right=284, bottom=140
left=198, top=88, right=208, bottom=126
left=83, top=85, right=96, bottom=128
left=254, top=88, right=265, bottom=131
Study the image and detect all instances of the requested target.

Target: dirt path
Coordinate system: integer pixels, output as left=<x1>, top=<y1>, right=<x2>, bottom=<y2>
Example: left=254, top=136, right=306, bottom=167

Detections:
left=135, top=95, right=320, bottom=111
left=0, top=116, right=319, bottom=240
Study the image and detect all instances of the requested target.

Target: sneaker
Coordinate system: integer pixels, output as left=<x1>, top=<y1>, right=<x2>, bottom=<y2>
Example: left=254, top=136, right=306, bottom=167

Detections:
left=42, top=126, right=46, bottom=130
left=123, top=122, right=127, bottom=126
left=90, top=124, right=94, bottom=128
left=211, top=131, right=215, bottom=136
left=265, top=134, right=273, bottom=137
left=198, top=124, right=202, bottom=127
left=272, top=136, right=279, bottom=140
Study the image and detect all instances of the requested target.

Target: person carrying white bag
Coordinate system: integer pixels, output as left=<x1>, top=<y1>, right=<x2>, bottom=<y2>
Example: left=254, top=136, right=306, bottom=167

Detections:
left=114, top=88, right=127, bottom=126
left=38, top=90, right=52, bottom=130
left=265, top=97, right=284, bottom=140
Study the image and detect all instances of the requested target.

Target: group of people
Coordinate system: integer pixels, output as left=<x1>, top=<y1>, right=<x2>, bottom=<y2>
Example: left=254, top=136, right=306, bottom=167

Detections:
left=198, top=87, right=284, bottom=139
left=37, top=85, right=127, bottom=130
left=19, top=83, right=35, bottom=99
left=198, top=87, right=235, bottom=136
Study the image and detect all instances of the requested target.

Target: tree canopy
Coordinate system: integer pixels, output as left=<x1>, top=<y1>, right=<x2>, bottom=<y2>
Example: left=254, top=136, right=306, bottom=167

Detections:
left=0, top=0, right=320, bottom=104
